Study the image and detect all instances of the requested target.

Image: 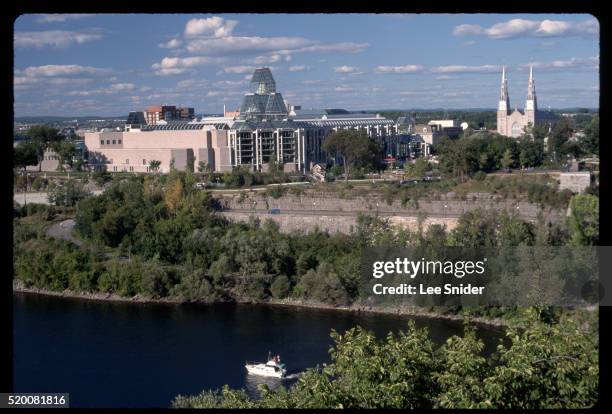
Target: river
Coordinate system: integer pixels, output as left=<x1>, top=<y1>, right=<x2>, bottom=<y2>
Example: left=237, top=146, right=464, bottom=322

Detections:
left=13, top=293, right=505, bottom=408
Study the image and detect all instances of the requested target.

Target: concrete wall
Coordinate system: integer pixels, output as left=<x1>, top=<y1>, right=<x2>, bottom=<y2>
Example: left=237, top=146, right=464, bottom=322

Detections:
left=559, top=172, right=592, bottom=193
left=84, top=128, right=226, bottom=173
left=220, top=211, right=459, bottom=234
left=216, top=192, right=563, bottom=222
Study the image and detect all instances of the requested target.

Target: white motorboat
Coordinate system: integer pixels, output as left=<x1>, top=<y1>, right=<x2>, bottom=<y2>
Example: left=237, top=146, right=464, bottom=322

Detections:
left=245, top=353, right=287, bottom=378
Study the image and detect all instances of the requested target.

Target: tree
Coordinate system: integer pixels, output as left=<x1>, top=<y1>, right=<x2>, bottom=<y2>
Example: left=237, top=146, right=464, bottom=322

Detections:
left=581, top=116, right=599, bottom=156
left=26, top=125, right=64, bottom=171
left=149, top=160, right=161, bottom=173
left=501, top=148, right=515, bottom=170
left=548, top=119, right=572, bottom=163
left=172, top=311, right=598, bottom=409
left=405, top=158, right=429, bottom=179
left=270, top=275, right=290, bottom=299
left=197, top=161, right=209, bottom=173
left=436, top=138, right=478, bottom=182
left=51, top=140, right=76, bottom=171
left=517, top=139, right=544, bottom=168
left=47, top=181, right=91, bottom=207
left=567, top=194, right=598, bottom=246
left=14, top=141, right=39, bottom=171
left=322, top=130, right=378, bottom=183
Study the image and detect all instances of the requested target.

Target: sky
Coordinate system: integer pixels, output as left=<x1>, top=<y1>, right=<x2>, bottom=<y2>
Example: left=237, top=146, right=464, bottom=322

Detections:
left=13, top=13, right=599, bottom=117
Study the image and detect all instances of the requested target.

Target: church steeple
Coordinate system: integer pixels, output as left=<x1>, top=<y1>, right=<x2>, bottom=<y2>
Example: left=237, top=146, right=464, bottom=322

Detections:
left=498, top=66, right=510, bottom=113
left=526, top=64, right=537, bottom=111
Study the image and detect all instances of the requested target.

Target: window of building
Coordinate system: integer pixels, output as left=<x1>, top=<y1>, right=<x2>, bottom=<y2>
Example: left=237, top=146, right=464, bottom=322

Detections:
left=143, top=159, right=146, bottom=165
left=125, top=159, right=129, bottom=164
left=112, top=140, right=116, bottom=144
left=511, top=122, right=522, bottom=137
left=118, top=140, right=122, bottom=144
left=100, top=140, right=104, bottom=145
left=113, top=166, right=117, bottom=172
left=106, top=140, right=110, bottom=145
left=129, top=166, right=134, bottom=172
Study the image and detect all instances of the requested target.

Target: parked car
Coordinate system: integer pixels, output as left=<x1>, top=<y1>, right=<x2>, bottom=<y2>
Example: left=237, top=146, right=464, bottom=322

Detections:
left=268, top=208, right=281, bottom=214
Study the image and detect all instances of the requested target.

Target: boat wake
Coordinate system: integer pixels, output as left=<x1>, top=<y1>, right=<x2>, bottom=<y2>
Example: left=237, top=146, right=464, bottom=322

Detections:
left=283, top=372, right=304, bottom=380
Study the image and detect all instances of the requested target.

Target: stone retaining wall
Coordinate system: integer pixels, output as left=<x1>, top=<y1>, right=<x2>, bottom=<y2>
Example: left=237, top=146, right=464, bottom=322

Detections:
left=220, top=211, right=460, bottom=234
left=215, top=192, right=564, bottom=222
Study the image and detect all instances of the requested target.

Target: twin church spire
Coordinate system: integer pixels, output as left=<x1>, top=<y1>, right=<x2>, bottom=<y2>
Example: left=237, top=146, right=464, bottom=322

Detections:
left=498, top=64, right=537, bottom=113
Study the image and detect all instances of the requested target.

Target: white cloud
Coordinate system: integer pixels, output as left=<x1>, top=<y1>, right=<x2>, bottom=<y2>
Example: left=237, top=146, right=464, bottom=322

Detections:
left=520, top=56, right=599, bottom=71
left=374, top=65, right=424, bottom=74
left=333, top=86, right=353, bottom=92
left=14, top=30, right=103, bottom=48
left=186, top=36, right=314, bottom=55
left=334, top=65, right=358, bottom=73
left=23, top=64, right=111, bottom=77
left=35, top=14, right=94, bottom=23
left=219, top=65, right=256, bottom=74
left=248, top=54, right=282, bottom=64
left=207, top=91, right=222, bottom=97
left=431, top=64, right=499, bottom=73
left=453, top=18, right=599, bottom=39
left=213, top=79, right=248, bottom=87
left=184, top=16, right=238, bottom=38
left=289, top=65, right=309, bottom=72
left=109, top=83, right=135, bottom=91
left=159, top=38, right=182, bottom=49
left=152, top=56, right=226, bottom=75
left=435, top=75, right=458, bottom=80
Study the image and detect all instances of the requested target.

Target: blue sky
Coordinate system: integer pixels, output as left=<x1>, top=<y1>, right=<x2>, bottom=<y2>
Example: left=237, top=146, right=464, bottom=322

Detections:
left=14, top=13, right=599, bottom=116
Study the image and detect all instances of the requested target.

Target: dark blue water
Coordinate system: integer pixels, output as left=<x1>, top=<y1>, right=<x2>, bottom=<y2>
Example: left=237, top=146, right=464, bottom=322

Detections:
left=13, top=293, right=505, bottom=408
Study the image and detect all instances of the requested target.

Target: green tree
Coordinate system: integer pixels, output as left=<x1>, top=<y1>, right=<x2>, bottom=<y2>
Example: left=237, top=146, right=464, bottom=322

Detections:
left=47, top=181, right=91, bottom=207
left=270, top=275, right=290, bottom=299
left=581, top=116, right=599, bottom=156
left=51, top=140, right=77, bottom=171
left=14, top=140, right=39, bottom=171
left=322, top=130, right=379, bottom=183
left=26, top=125, right=64, bottom=171
left=149, top=159, right=161, bottom=173
left=501, top=148, right=516, bottom=170
left=405, top=158, right=430, bottom=179
left=567, top=194, right=598, bottom=245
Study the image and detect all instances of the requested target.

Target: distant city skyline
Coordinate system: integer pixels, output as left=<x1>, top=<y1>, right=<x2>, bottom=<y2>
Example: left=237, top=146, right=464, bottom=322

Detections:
left=14, top=13, right=599, bottom=117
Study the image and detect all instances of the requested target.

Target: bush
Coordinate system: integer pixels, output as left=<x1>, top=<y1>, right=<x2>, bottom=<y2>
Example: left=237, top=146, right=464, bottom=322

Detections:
left=295, top=262, right=350, bottom=306
left=169, top=270, right=218, bottom=302
left=48, top=181, right=91, bottom=207
left=270, top=275, right=290, bottom=299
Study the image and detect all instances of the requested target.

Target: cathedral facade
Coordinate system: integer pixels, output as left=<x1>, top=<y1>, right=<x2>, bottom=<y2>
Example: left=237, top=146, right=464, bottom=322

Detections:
left=497, top=65, right=550, bottom=137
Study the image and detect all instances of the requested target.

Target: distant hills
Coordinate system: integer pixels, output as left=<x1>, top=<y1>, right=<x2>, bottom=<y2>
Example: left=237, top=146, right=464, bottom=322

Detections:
left=14, top=108, right=598, bottom=123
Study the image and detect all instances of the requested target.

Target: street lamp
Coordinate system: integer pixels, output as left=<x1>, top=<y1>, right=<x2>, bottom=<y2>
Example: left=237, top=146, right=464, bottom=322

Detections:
left=444, top=204, right=447, bottom=218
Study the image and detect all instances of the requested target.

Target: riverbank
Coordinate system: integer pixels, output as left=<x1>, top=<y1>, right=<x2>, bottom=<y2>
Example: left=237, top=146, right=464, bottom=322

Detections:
left=12, top=282, right=509, bottom=328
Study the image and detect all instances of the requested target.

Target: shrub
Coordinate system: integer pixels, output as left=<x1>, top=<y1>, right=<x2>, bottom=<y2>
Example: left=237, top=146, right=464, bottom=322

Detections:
left=270, top=275, right=290, bottom=299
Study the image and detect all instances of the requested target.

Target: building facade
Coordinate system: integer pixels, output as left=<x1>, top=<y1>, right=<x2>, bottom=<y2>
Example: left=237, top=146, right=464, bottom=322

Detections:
left=497, top=65, right=553, bottom=137
left=83, top=67, right=402, bottom=174
left=144, top=105, right=195, bottom=125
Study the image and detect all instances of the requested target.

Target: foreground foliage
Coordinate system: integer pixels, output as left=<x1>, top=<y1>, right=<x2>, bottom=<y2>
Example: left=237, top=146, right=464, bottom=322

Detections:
left=172, top=308, right=598, bottom=409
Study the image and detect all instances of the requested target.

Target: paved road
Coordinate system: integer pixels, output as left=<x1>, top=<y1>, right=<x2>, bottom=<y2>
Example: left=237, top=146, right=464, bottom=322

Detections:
left=46, top=219, right=83, bottom=247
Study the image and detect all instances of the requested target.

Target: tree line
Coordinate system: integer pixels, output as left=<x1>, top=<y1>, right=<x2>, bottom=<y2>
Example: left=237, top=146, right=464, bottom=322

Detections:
left=14, top=170, right=598, bottom=306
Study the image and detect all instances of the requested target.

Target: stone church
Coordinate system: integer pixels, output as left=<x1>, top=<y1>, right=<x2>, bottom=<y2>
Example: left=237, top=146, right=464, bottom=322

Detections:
left=497, top=65, right=553, bottom=137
